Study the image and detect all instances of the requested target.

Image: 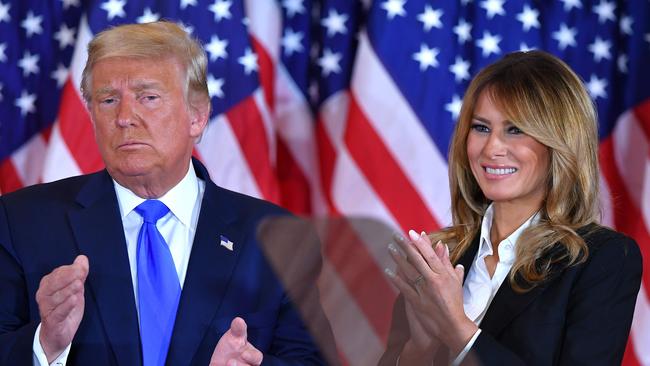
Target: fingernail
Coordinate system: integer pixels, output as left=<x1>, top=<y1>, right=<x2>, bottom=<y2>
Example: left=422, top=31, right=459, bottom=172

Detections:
left=445, top=244, right=450, bottom=256
left=388, top=243, right=398, bottom=253
left=384, top=268, right=396, bottom=278
left=408, top=229, right=419, bottom=241
left=420, top=231, right=427, bottom=238
left=392, top=232, right=406, bottom=243
left=456, top=264, right=464, bottom=270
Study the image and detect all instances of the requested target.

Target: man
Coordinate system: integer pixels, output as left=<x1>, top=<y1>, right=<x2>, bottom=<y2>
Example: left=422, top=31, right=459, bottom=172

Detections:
left=0, top=21, right=330, bottom=366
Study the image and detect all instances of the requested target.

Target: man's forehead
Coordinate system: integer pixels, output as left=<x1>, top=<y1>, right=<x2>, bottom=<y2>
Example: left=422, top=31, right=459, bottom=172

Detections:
left=90, top=56, right=184, bottom=89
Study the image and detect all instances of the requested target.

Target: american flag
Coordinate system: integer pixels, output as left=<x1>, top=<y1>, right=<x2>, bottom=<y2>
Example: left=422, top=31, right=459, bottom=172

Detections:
left=0, top=0, right=648, bottom=365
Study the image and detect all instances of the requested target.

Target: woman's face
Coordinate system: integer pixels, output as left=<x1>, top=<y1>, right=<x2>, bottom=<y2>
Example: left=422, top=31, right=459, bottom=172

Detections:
left=466, top=91, right=550, bottom=210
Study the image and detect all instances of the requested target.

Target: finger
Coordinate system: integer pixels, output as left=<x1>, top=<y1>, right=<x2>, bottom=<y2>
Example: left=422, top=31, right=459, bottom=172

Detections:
left=454, top=264, right=465, bottom=283
left=229, top=317, right=247, bottom=339
left=47, top=278, right=85, bottom=311
left=241, top=346, right=263, bottom=365
left=407, top=230, right=445, bottom=275
left=385, top=268, right=421, bottom=304
left=39, top=256, right=90, bottom=296
left=388, top=243, right=421, bottom=282
left=43, top=292, right=83, bottom=324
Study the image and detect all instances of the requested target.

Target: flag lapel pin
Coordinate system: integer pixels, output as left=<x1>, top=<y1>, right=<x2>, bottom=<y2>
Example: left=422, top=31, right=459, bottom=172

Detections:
left=219, top=235, right=234, bottom=251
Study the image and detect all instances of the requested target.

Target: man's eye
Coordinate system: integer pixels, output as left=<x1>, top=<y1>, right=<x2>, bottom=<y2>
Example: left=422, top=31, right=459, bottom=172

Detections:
left=470, top=123, right=489, bottom=133
left=142, top=95, right=159, bottom=102
left=100, top=98, right=116, bottom=105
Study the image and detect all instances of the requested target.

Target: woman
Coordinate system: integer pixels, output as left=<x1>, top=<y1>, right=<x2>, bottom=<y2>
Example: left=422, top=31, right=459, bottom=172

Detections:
left=380, top=51, right=642, bottom=365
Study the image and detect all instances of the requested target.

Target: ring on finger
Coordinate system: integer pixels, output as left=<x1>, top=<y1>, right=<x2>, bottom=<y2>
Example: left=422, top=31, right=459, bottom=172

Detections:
left=411, top=274, right=425, bottom=288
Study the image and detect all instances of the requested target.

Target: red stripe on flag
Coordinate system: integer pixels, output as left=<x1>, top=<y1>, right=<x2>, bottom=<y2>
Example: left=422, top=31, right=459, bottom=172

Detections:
left=251, top=37, right=275, bottom=112
left=58, top=80, right=104, bottom=173
left=633, top=99, right=650, bottom=143
left=622, top=337, right=641, bottom=366
left=0, top=159, right=24, bottom=194
left=316, top=118, right=339, bottom=214
left=599, top=137, right=650, bottom=290
left=345, top=94, right=440, bottom=233
left=276, top=138, right=312, bottom=214
left=225, top=96, right=280, bottom=204
left=320, top=218, right=397, bottom=344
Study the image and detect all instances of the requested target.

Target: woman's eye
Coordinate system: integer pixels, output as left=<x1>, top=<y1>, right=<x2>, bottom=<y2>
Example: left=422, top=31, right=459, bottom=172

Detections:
left=470, top=123, right=489, bottom=133
left=508, top=126, right=524, bottom=134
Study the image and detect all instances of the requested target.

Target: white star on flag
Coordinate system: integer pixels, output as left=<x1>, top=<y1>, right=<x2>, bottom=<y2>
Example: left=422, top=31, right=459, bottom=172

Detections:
left=321, top=9, right=348, bottom=37
left=480, top=0, right=506, bottom=19
left=619, top=15, right=633, bottom=36
left=206, top=35, right=228, bottom=62
left=318, top=48, right=342, bottom=76
left=101, top=0, right=126, bottom=20
left=54, top=24, right=76, bottom=49
left=207, top=74, right=224, bottom=98
left=381, top=0, right=407, bottom=20
left=449, top=56, right=470, bottom=83
left=413, top=44, right=440, bottom=71
left=617, top=54, right=628, bottom=73
left=21, top=11, right=43, bottom=38
left=0, top=1, right=10, bottom=23
left=446, top=94, right=463, bottom=120
left=593, top=0, right=616, bottom=24
left=0, top=43, right=7, bottom=62
left=552, top=23, right=577, bottom=50
left=180, top=0, right=197, bottom=9
left=587, top=74, right=607, bottom=99
left=417, top=5, right=443, bottom=32
left=137, top=8, right=160, bottom=24
left=588, top=37, right=612, bottom=63
left=15, top=90, right=36, bottom=116
left=209, top=0, right=232, bottom=22
left=282, top=28, right=304, bottom=56
left=560, top=0, right=582, bottom=11
left=60, top=0, right=80, bottom=9
left=477, top=31, right=502, bottom=57
left=454, top=19, right=472, bottom=44
left=282, top=0, right=305, bottom=18
left=517, top=5, right=540, bottom=32
left=238, top=48, right=258, bottom=75
left=18, top=51, right=39, bottom=77
left=51, top=64, right=68, bottom=87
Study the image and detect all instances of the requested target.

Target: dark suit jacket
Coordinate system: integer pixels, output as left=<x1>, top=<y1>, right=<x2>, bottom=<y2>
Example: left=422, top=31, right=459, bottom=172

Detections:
left=379, top=226, right=643, bottom=365
left=0, top=160, right=331, bottom=365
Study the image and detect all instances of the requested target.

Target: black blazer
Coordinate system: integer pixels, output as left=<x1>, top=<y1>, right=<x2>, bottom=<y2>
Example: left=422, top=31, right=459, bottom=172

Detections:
left=0, top=160, right=334, bottom=366
left=379, top=226, right=643, bottom=365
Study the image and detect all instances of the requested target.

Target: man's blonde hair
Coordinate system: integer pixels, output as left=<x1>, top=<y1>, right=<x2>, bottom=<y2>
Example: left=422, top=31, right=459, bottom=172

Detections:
left=80, top=21, right=210, bottom=110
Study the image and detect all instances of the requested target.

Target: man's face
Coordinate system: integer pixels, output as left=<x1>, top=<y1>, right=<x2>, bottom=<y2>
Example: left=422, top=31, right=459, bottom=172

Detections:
left=89, top=56, right=207, bottom=195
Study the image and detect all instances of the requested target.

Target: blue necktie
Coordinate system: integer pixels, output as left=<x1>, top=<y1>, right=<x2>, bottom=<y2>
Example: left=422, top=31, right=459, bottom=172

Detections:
left=135, top=200, right=180, bottom=366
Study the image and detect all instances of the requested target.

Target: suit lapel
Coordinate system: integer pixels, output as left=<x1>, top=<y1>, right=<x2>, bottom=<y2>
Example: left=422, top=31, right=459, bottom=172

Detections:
left=166, top=161, right=244, bottom=366
left=456, top=234, right=551, bottom=337
left=68, top=171, right=141, bottom=366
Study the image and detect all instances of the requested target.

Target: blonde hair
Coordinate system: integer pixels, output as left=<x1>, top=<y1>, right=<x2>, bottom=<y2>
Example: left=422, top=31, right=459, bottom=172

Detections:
left=433, top=51, right=600, bottom=291
left=80, top=21, right=210, bottom=109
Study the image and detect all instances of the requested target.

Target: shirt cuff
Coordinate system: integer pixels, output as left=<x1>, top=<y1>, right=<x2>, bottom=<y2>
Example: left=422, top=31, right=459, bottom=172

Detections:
left=450, top=328, right=481, bottom=366
left=33, top=323, right=71, bottom=366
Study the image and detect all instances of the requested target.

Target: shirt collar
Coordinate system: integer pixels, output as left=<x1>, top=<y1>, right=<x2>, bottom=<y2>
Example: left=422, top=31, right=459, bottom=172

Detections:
left=477, top=203, right=540, bottom=264
left=113, top=161, right=200, bottom=227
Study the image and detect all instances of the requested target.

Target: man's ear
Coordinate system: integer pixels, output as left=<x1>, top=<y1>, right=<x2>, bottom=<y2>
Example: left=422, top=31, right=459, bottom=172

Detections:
left=189, top=96, right=210, bottom=138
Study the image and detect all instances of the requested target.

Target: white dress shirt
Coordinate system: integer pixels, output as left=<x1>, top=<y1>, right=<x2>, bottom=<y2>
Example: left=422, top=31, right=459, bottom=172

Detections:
left=452, top=204, right=539, bottom=365
left=33, top=162, right=205, bottom=366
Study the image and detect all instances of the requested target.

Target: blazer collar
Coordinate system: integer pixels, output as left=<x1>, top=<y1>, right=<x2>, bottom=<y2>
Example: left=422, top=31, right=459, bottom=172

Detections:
left=69, top=170, right=142, bottom=366
left=166, top=158, right=245, bottom=365
left=456, top=234, right=552, bottom=338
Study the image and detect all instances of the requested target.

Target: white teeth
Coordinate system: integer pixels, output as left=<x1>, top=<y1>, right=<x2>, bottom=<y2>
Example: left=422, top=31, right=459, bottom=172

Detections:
left=485, top=167, right=517, bottom=175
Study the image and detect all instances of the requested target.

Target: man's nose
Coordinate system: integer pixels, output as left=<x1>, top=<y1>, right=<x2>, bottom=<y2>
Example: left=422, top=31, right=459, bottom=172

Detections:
left=115, top=98, right=136, bottom=127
